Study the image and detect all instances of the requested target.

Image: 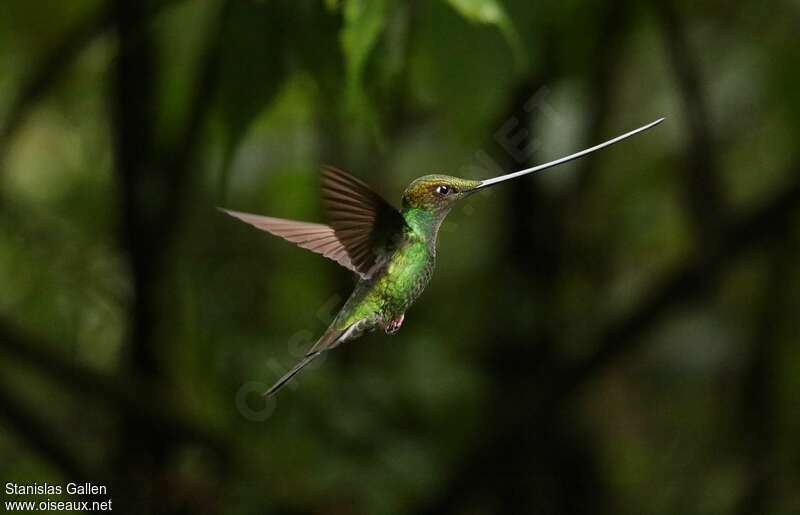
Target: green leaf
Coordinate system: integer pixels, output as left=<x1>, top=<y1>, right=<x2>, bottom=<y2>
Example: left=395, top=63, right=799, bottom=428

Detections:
left=445, top=0, right=504, bottom=23
left=443, top=0, right=526, bottom=71
left=340, top=0, right=395, bottom=114
left=213, top=1, right=292, bottom=199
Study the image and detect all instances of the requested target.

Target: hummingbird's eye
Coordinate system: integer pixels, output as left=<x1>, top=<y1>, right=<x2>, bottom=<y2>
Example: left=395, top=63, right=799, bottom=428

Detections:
left=436, top=185, right=451, bottom=196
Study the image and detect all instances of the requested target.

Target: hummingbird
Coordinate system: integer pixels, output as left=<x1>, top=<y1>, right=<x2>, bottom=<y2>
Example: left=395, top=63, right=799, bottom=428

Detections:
left=222, top=118, right=663, bottom=396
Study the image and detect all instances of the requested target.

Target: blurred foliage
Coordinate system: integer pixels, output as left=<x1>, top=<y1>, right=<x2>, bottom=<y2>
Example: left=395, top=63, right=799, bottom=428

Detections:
left=0, top=0, right=799, bottom=514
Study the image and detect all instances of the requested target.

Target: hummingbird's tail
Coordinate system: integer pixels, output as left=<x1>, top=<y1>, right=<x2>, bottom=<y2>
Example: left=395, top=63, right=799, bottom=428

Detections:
left=263, top=325, right=350, bottom=397
left=263, top=351, right=323, bottom=397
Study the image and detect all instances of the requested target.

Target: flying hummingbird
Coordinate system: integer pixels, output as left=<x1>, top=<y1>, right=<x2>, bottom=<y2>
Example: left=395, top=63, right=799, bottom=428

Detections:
left=222, top=118, right=663, bottom=396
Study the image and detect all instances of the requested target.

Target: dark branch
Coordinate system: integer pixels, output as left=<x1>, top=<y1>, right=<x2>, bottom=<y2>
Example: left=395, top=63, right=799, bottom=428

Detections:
left=109, top=2, right=231, bottom=510
left=112, top=0, right=162, bottom=380
left=570, top=0, right=635, bottom=200
left=160, top=0, right=229, bottom=251
left=734, top=246, right=789, bottom=515
left=657, top=0, right=727, bottom=237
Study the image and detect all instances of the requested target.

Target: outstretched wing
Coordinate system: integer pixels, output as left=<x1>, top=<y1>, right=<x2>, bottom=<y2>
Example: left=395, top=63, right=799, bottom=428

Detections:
left=320, top=166, right=407, bottom=275
left=221, top=166, right=406, bottom=278
left=219, top=209, right=358, bottom=273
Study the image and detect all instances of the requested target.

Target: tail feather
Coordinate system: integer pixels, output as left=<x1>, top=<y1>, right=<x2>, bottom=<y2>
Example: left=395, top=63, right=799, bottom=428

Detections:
left=263, top=352, right=323, bottom=397
left=263, top=324, right=354, bottom=397
left=307, top=322, right=357, bottom=355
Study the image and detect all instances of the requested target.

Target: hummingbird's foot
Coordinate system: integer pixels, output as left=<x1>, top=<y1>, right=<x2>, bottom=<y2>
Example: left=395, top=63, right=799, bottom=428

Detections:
left=385, top=314, right=405, bottom=335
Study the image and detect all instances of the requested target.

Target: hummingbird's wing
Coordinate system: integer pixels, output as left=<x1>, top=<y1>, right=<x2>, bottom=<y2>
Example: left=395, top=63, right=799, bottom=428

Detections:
left=219, top=209, right=358, bottom=273
left=320, top=166, right=407, bottom=276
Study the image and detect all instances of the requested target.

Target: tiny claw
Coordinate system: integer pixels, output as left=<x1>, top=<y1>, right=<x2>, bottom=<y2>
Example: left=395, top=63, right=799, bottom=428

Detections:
left=385, top=314, right=405, bottom=335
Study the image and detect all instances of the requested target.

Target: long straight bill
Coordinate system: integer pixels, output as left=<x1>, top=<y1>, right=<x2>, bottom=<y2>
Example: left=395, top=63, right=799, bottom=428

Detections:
left=474, top=118, right=664, bottom=190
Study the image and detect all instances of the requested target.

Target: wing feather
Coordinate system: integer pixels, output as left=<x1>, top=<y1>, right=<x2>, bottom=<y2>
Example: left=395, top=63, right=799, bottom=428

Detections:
left=219, top=209, right=358, bottom=274
left=320, top=166, right=407, bottom=275
left=221, top=166, right=407, bottom=279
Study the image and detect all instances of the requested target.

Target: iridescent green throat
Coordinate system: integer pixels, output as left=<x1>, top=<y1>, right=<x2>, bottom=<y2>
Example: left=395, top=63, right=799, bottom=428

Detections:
left=402, top=207, right=448, bottom=254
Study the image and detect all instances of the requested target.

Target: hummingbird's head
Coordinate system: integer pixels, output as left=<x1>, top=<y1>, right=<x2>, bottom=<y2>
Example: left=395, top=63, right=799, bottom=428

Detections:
left=399, top=119, right=664, bottom=222
left=401, top=175, right=482, bottom=214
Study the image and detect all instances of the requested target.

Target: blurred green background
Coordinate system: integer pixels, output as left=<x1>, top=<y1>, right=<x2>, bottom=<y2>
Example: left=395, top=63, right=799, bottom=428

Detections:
left=1, top=0, right=799, bottom=514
